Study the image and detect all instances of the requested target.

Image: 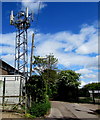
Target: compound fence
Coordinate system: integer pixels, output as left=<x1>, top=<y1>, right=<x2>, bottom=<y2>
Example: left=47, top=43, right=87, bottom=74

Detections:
left=0, top=75, right=25, bottom=111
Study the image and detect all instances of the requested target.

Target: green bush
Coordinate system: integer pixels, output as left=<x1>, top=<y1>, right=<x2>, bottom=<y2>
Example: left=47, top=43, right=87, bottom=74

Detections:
left=26, top=75, right=47, bottom=103
left=29, top=99, right=51, bottom=117
left=24, top=113, right=36, bottom=118
left=26, top=76, right=51, bottom=117
left=78, top=97, right=92, bottom=103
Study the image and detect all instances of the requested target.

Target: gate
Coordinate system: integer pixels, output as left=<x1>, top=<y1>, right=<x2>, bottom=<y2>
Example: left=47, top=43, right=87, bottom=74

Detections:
left=0, top=75, right=25, bottom=111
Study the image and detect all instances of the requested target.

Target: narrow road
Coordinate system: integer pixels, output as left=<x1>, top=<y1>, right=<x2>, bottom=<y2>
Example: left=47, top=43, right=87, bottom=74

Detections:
left=1, top=101, right=99, bottom=120
left=47, top=101, right=99, bottom=120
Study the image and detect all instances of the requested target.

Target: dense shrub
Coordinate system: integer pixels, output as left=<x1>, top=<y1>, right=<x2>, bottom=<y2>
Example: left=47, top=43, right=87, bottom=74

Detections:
left=41, top=69, right=58, bottom=99
left=78, top=97, right=92, bottom=103
left=26, top=75, right=47, bottom=103
left=26, top=76, right=51, bottom=117
left=78, top=88, right=90, bottom=97
left=56, top=70, right=80, bottom=102
left=29, top=98, right=51, bottom=117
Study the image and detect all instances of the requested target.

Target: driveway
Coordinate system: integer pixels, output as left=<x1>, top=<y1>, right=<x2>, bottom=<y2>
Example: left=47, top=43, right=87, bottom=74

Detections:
left=47, top=101, right=100, bottom=120
left=1, top=101, right=100, bottom=120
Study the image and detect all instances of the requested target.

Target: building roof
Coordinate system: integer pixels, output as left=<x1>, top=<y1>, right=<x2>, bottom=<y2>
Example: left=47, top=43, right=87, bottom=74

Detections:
left=0, top=59, right=20, bottom=75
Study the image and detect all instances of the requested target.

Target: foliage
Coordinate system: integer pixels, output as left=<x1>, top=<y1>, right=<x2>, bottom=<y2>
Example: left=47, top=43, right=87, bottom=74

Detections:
left=29, top=97, right=51, bottom=117
left=24, top=113, right=36, bottom=118
left=78, top=97, right=92, bottom=103
left=45, top=54, right=58, bottom=70
left=83, top=82, right=100, bottom=90
left=56, top=70, right=81, bottom=101
left=57, top=70, right=81, bottom=87
left=26, top=75, right=47, bottom=103
left=41, top=69, right=58, bottom=98
left=78, top=88, right=90, bottom=97
left=26, top=75, right=51, bottom=117
left=26, top=53, right=84, bottom=117
left=33, top=54, right=58, bottom=75
left=32, top=54, right=58, bottom=99
left=0, top=80, right=2, bottom=85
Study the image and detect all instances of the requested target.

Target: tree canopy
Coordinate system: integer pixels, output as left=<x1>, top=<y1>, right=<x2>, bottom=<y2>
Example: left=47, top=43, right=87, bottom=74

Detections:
left=28, top=54, right=81, bottom=102
left=56, top=70, right=81, bottom=101
left=57, top=70, right=81, bottom=87
left=33, top=54, right=58, bottom=75
left=83, top=82, right=100, bottom=90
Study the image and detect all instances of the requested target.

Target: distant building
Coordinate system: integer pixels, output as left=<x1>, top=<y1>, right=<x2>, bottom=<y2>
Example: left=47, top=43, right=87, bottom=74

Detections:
left=89, top=90, right=100, bottom=98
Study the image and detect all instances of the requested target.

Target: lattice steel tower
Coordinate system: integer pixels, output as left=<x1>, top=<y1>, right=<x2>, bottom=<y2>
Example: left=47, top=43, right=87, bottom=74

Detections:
left=10, top=8, right=33, bottom=78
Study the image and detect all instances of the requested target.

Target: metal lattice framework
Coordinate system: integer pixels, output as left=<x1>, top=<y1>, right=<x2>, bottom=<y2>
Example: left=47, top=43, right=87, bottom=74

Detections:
left=10, top=8, right=33, bottom=78
left=15, top=29, right=28, bottom=77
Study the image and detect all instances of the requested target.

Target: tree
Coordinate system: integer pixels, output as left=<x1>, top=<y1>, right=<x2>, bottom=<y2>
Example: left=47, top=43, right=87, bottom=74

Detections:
left=32, top=54, right=58, bottom=98
left=26, top=75, right=51, bottom=117
left=78, top=87, right=90, bottom=97
left=33, top=54, right=58, bottom=75
left=26, top=75, right=47, bottom=103
left=42, top=69, right=58, bottom=98
left=83, top=82, right=100, bottom=90
left=82, top=82, right=100, bottom=104
left=56, top=70, right=81, bottom=102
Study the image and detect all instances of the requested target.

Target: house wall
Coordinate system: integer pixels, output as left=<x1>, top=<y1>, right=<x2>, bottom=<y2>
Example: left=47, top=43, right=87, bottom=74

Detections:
left=0, top=68, right=8, bottom=75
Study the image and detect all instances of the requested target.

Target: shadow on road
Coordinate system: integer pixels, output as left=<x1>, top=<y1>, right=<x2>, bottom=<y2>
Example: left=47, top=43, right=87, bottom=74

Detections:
left=45, top=117, right=80, bottom=120
left=1, top=117, right=99, bottom=120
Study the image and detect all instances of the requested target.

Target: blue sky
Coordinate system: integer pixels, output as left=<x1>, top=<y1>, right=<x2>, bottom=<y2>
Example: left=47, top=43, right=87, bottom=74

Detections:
left=2, top=2, right=98, bottom=34
left=1, top=1, right=99, bottom=87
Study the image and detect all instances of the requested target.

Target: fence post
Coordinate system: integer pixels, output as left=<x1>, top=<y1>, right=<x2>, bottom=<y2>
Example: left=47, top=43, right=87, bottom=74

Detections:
left=92, top=90, right=95, bottom=104
left=19, top=76, right=22, bottom=103
left=2, top=77, right=5, bottom=110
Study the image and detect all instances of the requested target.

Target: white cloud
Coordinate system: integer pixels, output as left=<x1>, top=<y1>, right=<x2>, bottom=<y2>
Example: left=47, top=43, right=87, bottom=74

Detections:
left=80, top=73, right=98, bottom=85
left=79, top=80, right=87, bottom=88
left=0, top=32, right=15, bottom=46
left=35, top=25, right=98, bottom=69
left=83, top=74, right=97, bottom=79
left=1, top=54, right=15, bottom=67
left=1, top=24, right=98, bottom=69
left=0, top=28, right=34, bottom=67
left=76, top=32, right=98, bottom=54
left=79, top=79, right=98, bottom=88
left=76, top=25, right=98, bottom=54
left=79, top=73, right=98, bottom=88
left=1, top=23, right=98, bottom=85
left=1, top=46, right=14, bottom=54
left=76, top=68, right=93, bottom=74
left=21, top=0, right=46, bottom=13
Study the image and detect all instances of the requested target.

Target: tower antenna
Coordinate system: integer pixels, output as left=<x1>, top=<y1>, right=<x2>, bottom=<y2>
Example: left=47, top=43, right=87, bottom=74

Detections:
left=10, top=7, right=33, bottom=79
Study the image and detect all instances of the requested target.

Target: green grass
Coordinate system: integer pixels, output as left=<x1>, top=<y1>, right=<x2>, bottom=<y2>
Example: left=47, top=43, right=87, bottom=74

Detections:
left=78, top=97, right=93, bottom=103
left=0, top=80, right=2, bottom=84
left=78, top=97, right=100, bottom=104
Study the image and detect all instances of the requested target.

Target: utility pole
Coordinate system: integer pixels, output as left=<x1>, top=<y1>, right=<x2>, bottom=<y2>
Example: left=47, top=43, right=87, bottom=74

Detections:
left=30, top=33, right=35, bottom=77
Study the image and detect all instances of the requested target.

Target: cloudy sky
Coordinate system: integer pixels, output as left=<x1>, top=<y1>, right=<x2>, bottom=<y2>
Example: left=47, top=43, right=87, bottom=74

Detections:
left=1, top=1, right=99, bottom=87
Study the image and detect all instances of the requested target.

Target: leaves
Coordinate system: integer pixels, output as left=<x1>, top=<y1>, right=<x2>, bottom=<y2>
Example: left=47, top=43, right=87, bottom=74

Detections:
left=26, top=75, right=47, bottom=103
left=83, top=82, right=100, bottom=90
left=32, top=54, right=58, bottom=75
left=57, top=70, right=81, bottom=87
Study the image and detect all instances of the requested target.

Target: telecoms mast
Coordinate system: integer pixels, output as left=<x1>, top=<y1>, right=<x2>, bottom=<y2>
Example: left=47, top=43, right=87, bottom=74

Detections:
left=10, top=7, right=33, bottom=78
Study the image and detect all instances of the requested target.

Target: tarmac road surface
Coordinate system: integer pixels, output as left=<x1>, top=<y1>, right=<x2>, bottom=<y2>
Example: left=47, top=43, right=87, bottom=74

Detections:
left=47, top=101, right=100, bottom=120
left=0, top=101, right=100, bottom=120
